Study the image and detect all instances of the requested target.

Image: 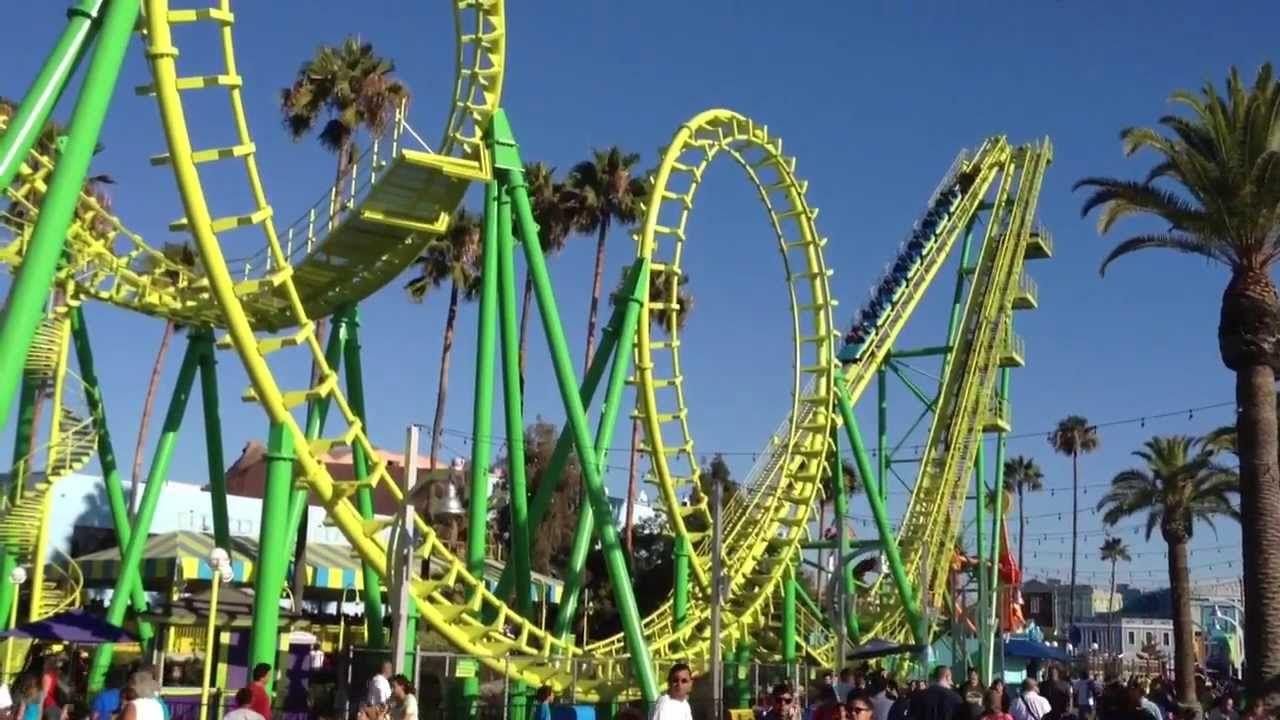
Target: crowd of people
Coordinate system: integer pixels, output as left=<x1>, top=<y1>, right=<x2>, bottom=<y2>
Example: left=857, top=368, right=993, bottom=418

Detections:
left=735, top=663, right=1263, bottom=720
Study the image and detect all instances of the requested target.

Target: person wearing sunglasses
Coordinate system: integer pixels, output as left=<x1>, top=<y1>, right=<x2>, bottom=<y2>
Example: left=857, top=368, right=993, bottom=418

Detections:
left=846, top=695, right=876, bottom=720
left=651, top=664, right=693, bottom=720
left=762, top=684, right=799, bottom=720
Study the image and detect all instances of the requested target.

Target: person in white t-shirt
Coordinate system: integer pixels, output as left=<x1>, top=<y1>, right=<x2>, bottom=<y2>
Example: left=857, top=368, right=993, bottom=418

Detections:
left=1009, top=679, right=1052, bottom=720
left=223, top=688, right=265, bottom=720
left=366, top=661, right=393, bottom=708
left=650, top=663, right=693, bottom=720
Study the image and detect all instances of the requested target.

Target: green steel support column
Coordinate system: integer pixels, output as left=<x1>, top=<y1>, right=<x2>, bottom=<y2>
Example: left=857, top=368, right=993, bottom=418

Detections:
left=886, top=361, right=935, bottom=410
left=7, top=380, right=38, bottom=503
left=459, top=179, right=501, bottom=715
left=877, top=366, right=888, bottom=505
left=497, top=187, right=530, bottom=720
left=69, top=307, right=151, bottom=636
left=674, top=535, right=690, bottom=630
left=837, top=387, right=925, bottom=644
left=497, top=188, right=532, bottom=617
left=986, top=367, right=1011, bottom=679
left=467, top=179, right=500, bottom=581
left=975, top=443, right=988, bottom=682
left=0, top=0, right=137, bottom=430
left=285, top=309, right=346, bottom=555
left=498, top=112, right=658, bottom=701
left=88, top=334, right=200, bottom=691
left=193, top=330, right=230, bottom=549
left=782, top=565, right=797, bottom=669
left=0, top=0, right=105, bottom=192
left=735, top=643, right=754, bottom=708
left=831, top=460, right=860, bottom=642
left=551, top=260, right=648, bottom=641
left=486, top=289, right=628, bottom=616
left=248, top=422, right=294, bottom=692
left=937, top=224, right=976, bottom=393
left=0, top=551, right=14, bottom=632
left=342, top=309, right=385, bottom=648
left=283, top=309, right=348, bottom=617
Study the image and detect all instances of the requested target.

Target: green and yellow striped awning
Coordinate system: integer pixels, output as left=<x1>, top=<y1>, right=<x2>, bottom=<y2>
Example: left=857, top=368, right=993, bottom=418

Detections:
left=77, top=531, right=367, bottom=590
left=75, top=531, right=564, bottom=602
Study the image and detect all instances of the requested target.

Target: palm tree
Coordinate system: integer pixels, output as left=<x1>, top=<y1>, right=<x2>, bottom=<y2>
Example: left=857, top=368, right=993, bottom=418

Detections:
left=1074, top=64, right=1280, bottom=706
left=129, top=243, right=198, bottom=515
left=612, top=266, right=694, bottom=553
left=1003, top=455, right=1045, bottom=582
left=279, top=37, right=408, bottom=186
left=406, top=208, right=483, bottom=467
left=280, top=37, right=409, bottom=374
left=567, top=147, right=647, bottom=373
left=518, top=162, right=576, bottom=387
left=1097, top=435, right=1239, bottom=711
left=1047, top=415, right=1098, bottom=631
left=1098, top=537, right=1131, bottom=655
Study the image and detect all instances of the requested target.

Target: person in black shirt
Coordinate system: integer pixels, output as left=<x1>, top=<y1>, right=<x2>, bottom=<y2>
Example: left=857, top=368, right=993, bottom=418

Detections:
left=908, top=666, right=967, bottom=720
left=1040, top=667, right=1071, bottom=720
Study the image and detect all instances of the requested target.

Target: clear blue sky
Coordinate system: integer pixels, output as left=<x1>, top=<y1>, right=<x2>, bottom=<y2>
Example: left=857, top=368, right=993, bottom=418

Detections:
left=3, top=1, right=1272, bottom=593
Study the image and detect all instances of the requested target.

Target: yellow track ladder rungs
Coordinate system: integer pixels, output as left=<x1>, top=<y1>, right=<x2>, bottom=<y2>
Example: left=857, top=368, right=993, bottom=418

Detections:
left=170, top=206, right=272, bottom=233
left=135, top=74, right=243, bottom=96
left=166, top=8, right=234, bottom=24
left=254, top=321, right=314, bottom=356
left=150, top=142, right=255, bottom=166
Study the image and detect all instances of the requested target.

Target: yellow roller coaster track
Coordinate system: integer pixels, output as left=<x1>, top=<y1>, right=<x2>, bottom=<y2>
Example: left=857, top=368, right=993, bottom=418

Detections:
left=0, top=0, right=1057, bottom=697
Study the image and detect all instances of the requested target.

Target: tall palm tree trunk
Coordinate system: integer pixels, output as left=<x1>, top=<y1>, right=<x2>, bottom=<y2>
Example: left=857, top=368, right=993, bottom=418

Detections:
left=1166, top=535, right=1197, bottom=709
left=1236, top=364, right=1280, bottom=709
left=518, top=270, right=534, bottom=392
left=1018, top=485, right=1026, bottom=583
left=428, top=282, right=462, bottom=466
left=624, top=418, right=640, bottom=554
left=582, top=219, right=610, bottom=373
left=1107, top=560, right=1117, bottom=655
left=130, top=320, right=175, bottom=515
left=1068, top=450, right=1079, bottom=632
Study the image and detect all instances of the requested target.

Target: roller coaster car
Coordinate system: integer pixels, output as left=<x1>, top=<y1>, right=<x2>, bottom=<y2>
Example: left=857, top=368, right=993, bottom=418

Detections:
left=837, top=340, right=865, bottom=364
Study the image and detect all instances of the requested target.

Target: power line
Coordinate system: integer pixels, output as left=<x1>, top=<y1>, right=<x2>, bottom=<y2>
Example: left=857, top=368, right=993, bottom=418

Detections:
left=423, top=398, right=1235, bottom=461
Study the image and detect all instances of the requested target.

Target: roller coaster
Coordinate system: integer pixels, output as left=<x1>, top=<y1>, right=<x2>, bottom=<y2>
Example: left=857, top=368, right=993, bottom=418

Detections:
left=0, top=0, right=1052, bottom=708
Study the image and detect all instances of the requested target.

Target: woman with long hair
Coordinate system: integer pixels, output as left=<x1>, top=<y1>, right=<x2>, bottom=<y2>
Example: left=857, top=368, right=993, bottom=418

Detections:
left=979, top=690, right=1011, bottom=720
left=389, top=675, right=417, bottom=720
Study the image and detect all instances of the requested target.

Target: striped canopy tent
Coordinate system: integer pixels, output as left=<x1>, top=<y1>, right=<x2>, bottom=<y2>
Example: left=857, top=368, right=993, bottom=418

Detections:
left=76, top=530, right=564, bottom=602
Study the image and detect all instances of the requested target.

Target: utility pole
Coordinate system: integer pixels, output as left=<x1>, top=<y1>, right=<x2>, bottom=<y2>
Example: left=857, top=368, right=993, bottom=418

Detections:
left=710, top=477, right=724, bottom=718
left=391, top=424, right=421, bottom=675
left=836, top=487, right=847, bottom=670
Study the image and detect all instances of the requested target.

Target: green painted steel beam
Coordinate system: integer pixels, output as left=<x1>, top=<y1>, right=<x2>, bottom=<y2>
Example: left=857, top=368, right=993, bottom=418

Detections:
left=496, top=186, right=533, bottom=628
left=466, top=179, right=500, bottom=582
left=7, top=379, right=38, bottom=505
left=0, top=0, right=105, bottom=193
left=0, top=551, right=15, bottom=633
left=886, top=345, right=952, bottom=360
left=887, top=361, right=935, bottom=410
left=975, top=443, right=988, bottom=682
left=341, top=308, right=385, bottom=647
left=782, top=566, right=797, bottom=667
left=837, top=387, right=925, bottom=645
left=248, top=422, right=294, bottom=692
left=496, top=109, right=657, bottom=701
left=284, top=309, right=348, bottom=617
left=88, top=331, right=200, bottom=691
left=458, top=179, right=501, bottom=714
left=69, top=306, right=151, bottom=636
left=877, top=366, right=889, bottom=504
left=0, top=0, right=136, bottom=432
left=800, top=539, right=882, bottom=551
left=551, top=259, right=648, bottom=641
left=194, top=329, right=229, bottom=549
left=486, top=276, right=630, bottom=617
left=674, top=535, right=690, bottom=631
